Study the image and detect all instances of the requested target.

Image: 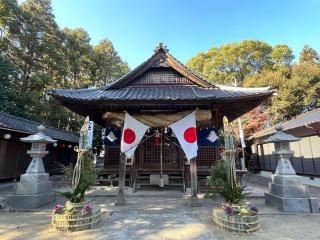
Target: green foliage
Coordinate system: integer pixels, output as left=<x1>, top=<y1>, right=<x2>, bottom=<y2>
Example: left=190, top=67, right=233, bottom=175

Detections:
left=272, top=63, right=320, bottom=120
left=0, top=54, right=19, bottom=114
left=207, top=161, right=248, bottom=204
left=187, top=40, right=320, bottom=134
left=187, top=40, right=273, bottom=85
left=0, top=0, right=129, bottom=142
left=219, top=185, right=248, bottom=204
left=55, top=161, right=74, bottom=185
left=299, top=45, right=320, bottom=64
left=207, top=160, right=228, bottom=191
left=271, top=44, right=295, bottom=66
left=90, top=39, right=129, bottom=86
left=62, top=151, right=97, bottom=203
left=92, top=124, right=103, bottom=155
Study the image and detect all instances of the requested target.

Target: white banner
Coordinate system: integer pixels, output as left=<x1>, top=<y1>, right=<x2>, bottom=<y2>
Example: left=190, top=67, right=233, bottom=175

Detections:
left=169, top=111, right=198, bottom=160
left=86, top=121, right=94, bottom=148
left=121, top=113, right=149, bottom=158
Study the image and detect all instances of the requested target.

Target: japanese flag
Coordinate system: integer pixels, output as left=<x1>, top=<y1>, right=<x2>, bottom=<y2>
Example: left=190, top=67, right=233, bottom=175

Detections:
left=169, top=111, right=198, bottom=160
left=121, top=113, right=149, bottom=158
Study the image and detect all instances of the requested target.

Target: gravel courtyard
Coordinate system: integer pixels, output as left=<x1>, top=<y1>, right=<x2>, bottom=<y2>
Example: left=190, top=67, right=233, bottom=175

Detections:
left=0, top=187, right=319, bottom=240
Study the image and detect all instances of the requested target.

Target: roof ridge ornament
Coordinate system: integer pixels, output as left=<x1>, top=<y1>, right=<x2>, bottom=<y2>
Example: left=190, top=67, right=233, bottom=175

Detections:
left=154, top=43, right=169, bottom=53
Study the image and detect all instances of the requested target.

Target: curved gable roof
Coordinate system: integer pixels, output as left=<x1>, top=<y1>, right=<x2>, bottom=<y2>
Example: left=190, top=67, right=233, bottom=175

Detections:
left=107, top=43, right=214, bottom=89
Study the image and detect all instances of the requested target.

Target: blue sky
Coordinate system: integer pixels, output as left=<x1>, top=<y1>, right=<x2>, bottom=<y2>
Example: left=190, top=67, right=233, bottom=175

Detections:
left=51, top=0, right=320, bottom=68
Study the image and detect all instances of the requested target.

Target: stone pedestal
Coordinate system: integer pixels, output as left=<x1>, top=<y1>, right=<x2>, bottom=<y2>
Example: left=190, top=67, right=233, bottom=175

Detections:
left=7, top=173, right=55, bottom=209
left=265, top=173, right=319, bottom=213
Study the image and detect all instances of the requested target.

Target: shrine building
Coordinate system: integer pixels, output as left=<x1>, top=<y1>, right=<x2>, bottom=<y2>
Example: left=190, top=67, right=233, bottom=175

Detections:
left=49, top=43, right=273, bottom=193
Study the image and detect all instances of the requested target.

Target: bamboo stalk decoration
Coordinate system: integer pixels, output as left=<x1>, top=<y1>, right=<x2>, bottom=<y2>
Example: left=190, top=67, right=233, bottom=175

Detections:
left=72, top=116, right=90, bottom=188
left=223, top=116, right=237, bottom=188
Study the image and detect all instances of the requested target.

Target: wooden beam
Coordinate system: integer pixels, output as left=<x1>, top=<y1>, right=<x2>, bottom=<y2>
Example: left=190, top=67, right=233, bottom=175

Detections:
left=114, top=152, right=127, bottom=206
left=189, top=157, right=201, bottom=207
left=114, top=125, right=126, bottom=206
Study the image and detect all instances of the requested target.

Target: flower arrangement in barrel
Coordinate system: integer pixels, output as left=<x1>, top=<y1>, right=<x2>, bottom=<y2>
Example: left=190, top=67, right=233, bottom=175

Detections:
left=52, top=202, right=94, bottom=216
left=223, top=203, right=259, bottom=217
left=207, top=160, right=260, bottom=216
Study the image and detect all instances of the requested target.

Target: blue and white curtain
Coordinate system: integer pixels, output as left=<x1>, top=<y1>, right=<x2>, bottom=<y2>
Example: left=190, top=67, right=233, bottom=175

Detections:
left=104, top=127, right=220, bottom=147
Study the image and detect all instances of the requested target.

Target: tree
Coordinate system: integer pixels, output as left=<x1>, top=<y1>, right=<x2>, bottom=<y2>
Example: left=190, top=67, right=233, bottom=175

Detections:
left=187, top=40, right=273, bottom=85
left=0, top=0, right=22, bottom=49
left=0, top=54, right=20, bottom=114
left=299, top=45, right=320, bottom=64
left=0, top=0, right=129, bottom=138
left=241, top=105, right=271, bottom=136
left=185, top=52, right=208, bottom=78
left=272, top=63, right=320, bottom=120
left=1, top=0, right=63, bottom=122
left=187, top=41, right=318, bottom=136
left=244, top=59, right=320, bottom=124
left=90, top=39, right=129, bottom=86
left=271, top=44, right=294, bottom=67
left=60, top=28, right=92, bottom=88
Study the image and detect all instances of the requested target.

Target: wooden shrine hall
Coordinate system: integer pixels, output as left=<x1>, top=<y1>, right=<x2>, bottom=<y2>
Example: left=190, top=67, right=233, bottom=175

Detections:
left=50, top=43, right=273, bottom=205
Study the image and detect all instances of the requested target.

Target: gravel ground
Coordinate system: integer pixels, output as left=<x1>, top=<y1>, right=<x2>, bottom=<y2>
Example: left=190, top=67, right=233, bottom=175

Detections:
left=0, top=195, right=320, bottom=240
left=0, top=175, right=319, bottom=240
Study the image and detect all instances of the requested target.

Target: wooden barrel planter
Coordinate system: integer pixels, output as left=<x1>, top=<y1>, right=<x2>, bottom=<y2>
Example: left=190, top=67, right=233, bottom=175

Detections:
left=51, top=200, right=102, bottom=232
left=212, top=204, right=260, bottom=234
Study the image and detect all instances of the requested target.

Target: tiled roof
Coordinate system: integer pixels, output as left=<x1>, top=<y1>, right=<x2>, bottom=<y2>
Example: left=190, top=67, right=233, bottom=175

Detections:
left=50, top=85, right=273, bottom=102
left=251, top=108, right=320, bottom=139
left=0, top=112, right=79, bottom=143
left=49, top=44, right=274, bottom=126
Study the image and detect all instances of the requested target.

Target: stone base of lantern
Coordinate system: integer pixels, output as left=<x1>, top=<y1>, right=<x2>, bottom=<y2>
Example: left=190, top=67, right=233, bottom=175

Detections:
left=265, top=193, right=319, bottom=213
left=265, top=174, right=319, bottom=213
left=6, top=173, right=55, bottom=209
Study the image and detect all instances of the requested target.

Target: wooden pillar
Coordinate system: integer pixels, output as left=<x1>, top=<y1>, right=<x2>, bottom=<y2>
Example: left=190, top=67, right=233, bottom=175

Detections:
left=114, top=152, right=127, bottom=206
left=189, top=157, right=201, bottom=207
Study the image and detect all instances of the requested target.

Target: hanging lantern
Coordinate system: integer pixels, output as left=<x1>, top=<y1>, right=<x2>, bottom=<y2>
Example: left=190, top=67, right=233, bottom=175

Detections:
left=155, top=130, right=160, bottom=146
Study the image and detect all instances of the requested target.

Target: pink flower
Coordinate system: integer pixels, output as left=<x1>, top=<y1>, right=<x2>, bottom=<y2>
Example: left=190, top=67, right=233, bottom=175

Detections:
left=53, top=204, right=63, bottom=214
left=224, top=205, right=234, bottom=215
left=82, top=203, right=93, bottom=215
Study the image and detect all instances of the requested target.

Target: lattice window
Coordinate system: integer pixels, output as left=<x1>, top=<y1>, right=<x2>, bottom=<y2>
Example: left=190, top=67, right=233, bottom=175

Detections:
left=197, top=147, right=218, bottom=166
left=129, top=68, right=194, bottom=86
left=106, top=146, right=120, bottom=165
left=144, top=136, right=160, bottom=164
left=143, top=134, right=181, bottom=168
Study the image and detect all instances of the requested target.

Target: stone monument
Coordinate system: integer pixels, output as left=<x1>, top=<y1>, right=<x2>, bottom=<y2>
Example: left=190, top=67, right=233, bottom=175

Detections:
left=264, top=124, right=319, bottom=213
left=7, top=125, right=56, bottom=209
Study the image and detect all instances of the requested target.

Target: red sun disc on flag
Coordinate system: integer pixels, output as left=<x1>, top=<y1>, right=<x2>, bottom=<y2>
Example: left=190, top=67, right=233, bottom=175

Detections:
left=184, top=127, right=197, bottom=143
left=123, top=128, right=136, bottom=144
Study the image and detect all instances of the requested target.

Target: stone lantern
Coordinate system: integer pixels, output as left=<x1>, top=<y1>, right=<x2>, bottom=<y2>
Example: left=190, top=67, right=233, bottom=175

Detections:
left=7, top=125, right=56, bottom=209
left=264, top=124, right=319, bottom=213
